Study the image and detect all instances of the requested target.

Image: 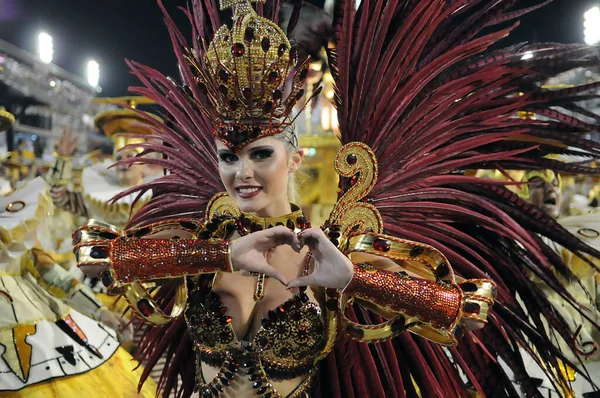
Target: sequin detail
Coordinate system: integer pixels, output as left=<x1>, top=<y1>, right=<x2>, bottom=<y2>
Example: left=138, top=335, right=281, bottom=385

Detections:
left=344, top=263, right=462, bottom=328
left=186, top=276, right=325, bottom=381
left=111, top=238, right=231, bottom=283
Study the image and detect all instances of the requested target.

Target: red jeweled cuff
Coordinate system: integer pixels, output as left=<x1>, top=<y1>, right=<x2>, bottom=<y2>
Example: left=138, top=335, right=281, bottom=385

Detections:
left=343, top=263, right=463, bottom=328
left=110, top=238, right=232, bottom=284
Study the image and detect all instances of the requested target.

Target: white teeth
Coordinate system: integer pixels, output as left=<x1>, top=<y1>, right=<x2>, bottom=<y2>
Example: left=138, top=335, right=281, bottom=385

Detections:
left=238, top=187, right=260, bottom=194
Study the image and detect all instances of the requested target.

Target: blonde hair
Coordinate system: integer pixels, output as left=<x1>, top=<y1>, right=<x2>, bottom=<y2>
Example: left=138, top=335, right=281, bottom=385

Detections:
left=274, top=123, right=303, bottom=203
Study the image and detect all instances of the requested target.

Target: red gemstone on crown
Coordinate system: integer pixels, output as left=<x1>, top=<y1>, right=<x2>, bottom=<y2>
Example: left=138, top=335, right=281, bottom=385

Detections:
left=244, top=27, right=255, bottom=42
left=278, top=43, right=287, bottom=57
left=231, top=43, right=245, bottom=57
left=346, top=154, right=357, bottom=165
left=263, top=101, right=273, bottom=113
left=218, top=69, right=230, bottom=82
left=261, top=37, right=270, bottom=52
left=272, top=89, right=283, bottom=100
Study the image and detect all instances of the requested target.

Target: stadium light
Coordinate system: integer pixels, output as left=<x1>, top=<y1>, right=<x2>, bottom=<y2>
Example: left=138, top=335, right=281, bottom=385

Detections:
left=38, top=32, right=53, bottom=64
left=584, top=7, right=600, bottom=45
left=87, top=60, right=100, bottom=87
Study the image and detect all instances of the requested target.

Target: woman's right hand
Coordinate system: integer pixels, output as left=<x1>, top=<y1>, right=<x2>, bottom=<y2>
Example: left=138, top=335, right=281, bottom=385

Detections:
left=230, top=226, right=301, bottom=285
left=57, top=126, right=79, bottom=157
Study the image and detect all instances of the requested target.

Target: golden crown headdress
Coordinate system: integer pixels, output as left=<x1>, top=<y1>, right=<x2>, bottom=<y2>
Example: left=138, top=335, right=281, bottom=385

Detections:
left=187, top=0, right=316, bottom=152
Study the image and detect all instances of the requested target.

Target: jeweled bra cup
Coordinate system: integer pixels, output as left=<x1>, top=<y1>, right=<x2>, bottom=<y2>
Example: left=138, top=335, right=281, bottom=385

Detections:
left=185, top=274, right=325, bottom=381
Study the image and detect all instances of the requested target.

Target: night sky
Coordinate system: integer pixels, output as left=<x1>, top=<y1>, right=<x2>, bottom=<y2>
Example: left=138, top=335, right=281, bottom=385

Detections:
left=0, top=0, right=596, bottom=96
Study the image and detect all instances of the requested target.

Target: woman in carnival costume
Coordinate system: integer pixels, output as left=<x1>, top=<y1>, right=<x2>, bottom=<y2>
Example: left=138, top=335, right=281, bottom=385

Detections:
left=0, top=110, right=156, bottom=396
left=74, top=0, right=600, bottom=396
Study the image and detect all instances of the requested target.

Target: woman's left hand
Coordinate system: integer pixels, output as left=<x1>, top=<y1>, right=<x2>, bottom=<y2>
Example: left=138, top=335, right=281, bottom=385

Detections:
left=287, top=228, right=354, bottom=290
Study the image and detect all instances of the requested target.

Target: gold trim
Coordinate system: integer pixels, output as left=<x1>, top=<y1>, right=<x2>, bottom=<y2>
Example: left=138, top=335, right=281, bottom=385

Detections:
left=241, top=203, right=304, bottom=229
left=346, top=233, right=455, bottom=283
left=5, top=200, right=25, bottom=213
left=206, top=192, right=239, bottom=219
left=328, top=143, right=383, bottom=239
left=122, top=280, right=188, bottom=326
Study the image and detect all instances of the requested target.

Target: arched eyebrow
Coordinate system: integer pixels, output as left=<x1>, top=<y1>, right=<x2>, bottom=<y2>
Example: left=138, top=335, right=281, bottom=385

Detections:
left=217, top=149, right=234, bottom=156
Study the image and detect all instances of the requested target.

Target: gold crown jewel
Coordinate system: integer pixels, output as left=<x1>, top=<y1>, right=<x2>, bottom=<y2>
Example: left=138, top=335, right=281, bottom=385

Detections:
left=187, top=0, right=314, bottom=151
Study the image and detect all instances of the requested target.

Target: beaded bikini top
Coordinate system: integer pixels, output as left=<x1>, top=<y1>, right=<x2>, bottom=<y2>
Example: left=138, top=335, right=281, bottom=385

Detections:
left=184, top=208, right=326, bottom=396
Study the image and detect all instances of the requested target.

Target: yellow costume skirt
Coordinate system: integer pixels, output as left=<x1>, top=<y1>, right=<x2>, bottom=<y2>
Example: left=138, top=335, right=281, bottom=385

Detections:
left=2, top=347, right=157, bottom=397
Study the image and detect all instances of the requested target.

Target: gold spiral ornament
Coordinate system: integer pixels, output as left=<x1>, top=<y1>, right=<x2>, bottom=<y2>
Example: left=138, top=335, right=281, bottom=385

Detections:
left=328, top=142, right=383, bottom=240
left=206, top=192, right=240, bottom=220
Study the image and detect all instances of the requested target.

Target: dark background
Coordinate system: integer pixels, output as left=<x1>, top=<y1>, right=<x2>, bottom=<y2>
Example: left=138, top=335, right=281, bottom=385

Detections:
left=0, top=0, right=596, bottom=96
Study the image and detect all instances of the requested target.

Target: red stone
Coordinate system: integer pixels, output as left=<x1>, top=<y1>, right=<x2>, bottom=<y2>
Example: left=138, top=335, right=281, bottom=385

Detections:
left=410, top=246, right=424, bottom=257
left=101, top=271, right=114, bottom=288
left=272, top=89, right=283, bottom=100
left=278, top=43, right=287, bottom=57
left=242, top=87, right=252, bottom=99
left=460, top=282, right=478, bottom=292
left=90, top=246, right=109, bottom=259
left=196, top=79, right=207, bottom=94
left=297, top=216, right=308, bottom=229
left=463, top=302, right=481, bottom=315
left=268, top=71, right=279, bottom=83
left=218, top=69, right=230, bottom=82
left=231, top=42, right=245, bottom=57
left=137, top=299, right=154, bottom=317
left=244, top=27, right=255, bottom=42
left=261, top=37, right=270, bottom=52
left=436, top=263, right=450, bottom=278
left=373, top=238, right=391, bottom=252
left=72, top=230, right=82, bottom=244
left=346, top=154, right=357, bottom=165
left=263, top=101, right=273, bottom=113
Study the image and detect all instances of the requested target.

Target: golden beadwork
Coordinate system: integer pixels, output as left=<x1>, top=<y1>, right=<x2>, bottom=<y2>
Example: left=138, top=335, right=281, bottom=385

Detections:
left=206, top=192, right=240, bottom=220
